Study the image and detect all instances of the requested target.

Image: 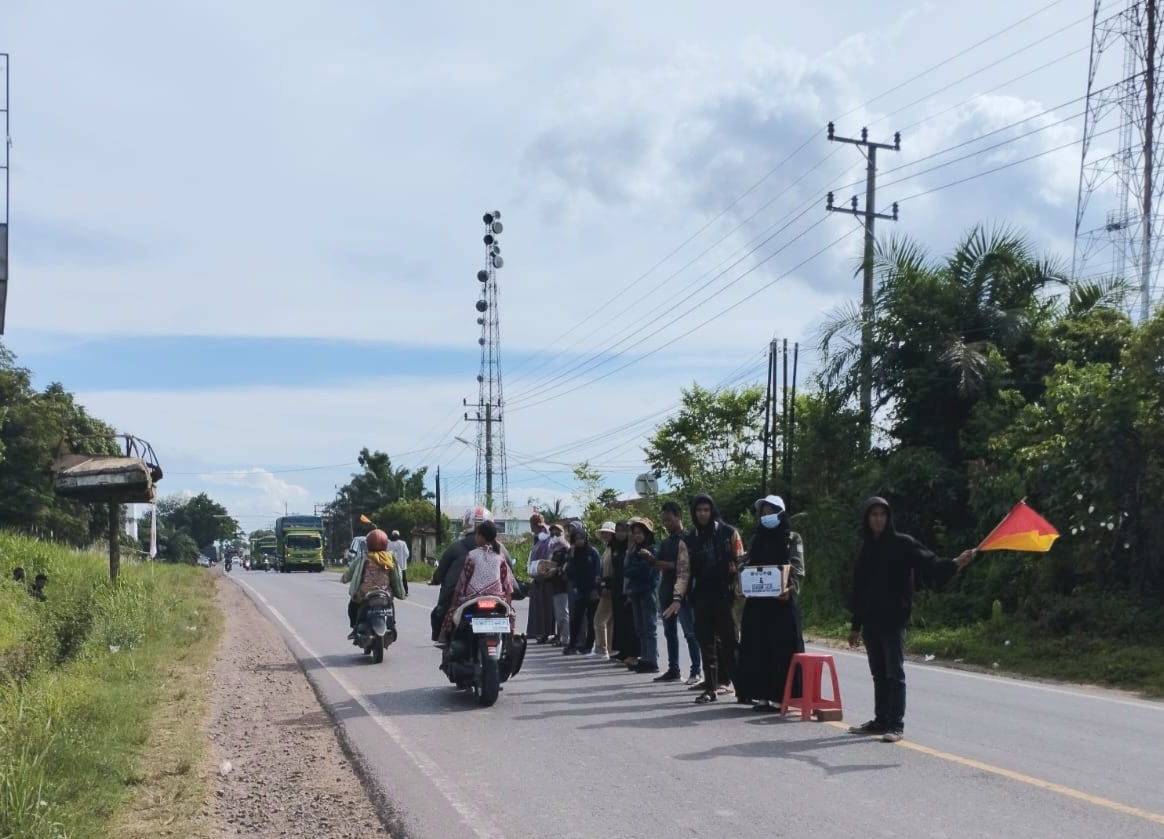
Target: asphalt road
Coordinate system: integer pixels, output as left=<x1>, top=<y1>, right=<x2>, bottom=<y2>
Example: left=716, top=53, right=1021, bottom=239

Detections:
left=232, top=569, right=1164, bottom=839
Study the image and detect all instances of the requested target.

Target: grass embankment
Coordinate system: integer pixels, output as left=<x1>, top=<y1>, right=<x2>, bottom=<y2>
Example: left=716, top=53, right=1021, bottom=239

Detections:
left=805, top=616, right=1164, bottom=697
left=0, top=532, right=221, bottom=839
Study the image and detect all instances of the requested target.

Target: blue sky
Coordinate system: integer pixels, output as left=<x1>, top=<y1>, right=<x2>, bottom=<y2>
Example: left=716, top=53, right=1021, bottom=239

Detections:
left=0, top=0, right=1114, bottom=524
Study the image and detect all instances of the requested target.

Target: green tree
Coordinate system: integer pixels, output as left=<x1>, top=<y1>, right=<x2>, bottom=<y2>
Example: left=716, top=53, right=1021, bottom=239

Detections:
left=156, top=493, right=238, bottom=554
left=644, top=383, right=765, bottom=522
left=0, top=345, right=121, bottom=545
left=370, top=498, right=448, bottom=545
left=527, top=498, right=564, bottom=524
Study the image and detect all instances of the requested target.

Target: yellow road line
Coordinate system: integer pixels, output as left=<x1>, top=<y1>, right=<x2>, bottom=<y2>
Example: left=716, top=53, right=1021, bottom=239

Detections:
left=823, top=721, right=1164, bottom=826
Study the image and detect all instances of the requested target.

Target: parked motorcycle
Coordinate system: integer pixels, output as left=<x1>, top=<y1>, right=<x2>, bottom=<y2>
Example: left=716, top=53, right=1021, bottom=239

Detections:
left=439, top=595, right=527, bottom=707
left=351, top=587, right=397, bottom=664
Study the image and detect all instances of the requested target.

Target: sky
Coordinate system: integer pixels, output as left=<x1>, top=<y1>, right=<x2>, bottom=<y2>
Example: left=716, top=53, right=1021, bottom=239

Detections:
left=0, top=0, right=1123, bottom=529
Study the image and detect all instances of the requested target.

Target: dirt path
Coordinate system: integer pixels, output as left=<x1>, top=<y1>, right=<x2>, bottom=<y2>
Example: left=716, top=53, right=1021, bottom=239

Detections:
left=208, top=577, right=387, bottom=837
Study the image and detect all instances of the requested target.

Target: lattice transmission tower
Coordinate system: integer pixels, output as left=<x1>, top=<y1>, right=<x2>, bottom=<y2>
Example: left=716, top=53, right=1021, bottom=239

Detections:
left=1, top=54, right=10, bottom=335
left=464, top=211, right=509, bottom=513
left=1074, top=0, right=1164, bottom=320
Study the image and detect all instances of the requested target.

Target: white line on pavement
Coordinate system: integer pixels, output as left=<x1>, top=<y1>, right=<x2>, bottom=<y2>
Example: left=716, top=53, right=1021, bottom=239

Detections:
left=234, top=576, right=508, bottom=839
left=813, top=644, right=1164, bottom=713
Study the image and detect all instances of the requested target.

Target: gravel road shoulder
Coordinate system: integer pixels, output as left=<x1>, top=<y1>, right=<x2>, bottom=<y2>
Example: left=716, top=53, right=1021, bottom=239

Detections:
left=209, top=577, right=388, bottom=837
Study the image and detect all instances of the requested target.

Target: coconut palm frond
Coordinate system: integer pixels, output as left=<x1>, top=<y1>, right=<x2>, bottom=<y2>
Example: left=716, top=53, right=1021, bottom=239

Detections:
left=1068, top=275, right=1132, bottom=315
left=874, top=233, right=930, bottom=285
left=939, top=338, right=991, bottom=399
left=815, top=298, right=865, bottom=355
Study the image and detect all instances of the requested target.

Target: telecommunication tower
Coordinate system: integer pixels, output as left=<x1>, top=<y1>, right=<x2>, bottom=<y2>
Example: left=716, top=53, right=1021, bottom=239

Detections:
left=1073, top=0, right=1164, bottom=320
left=464, top=211, right=509, bottom=513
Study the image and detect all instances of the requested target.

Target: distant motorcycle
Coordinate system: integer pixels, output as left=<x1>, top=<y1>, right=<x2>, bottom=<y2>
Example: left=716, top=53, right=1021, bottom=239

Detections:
left=225, top=557, right=233, bottom=573
left=351, top=587, right=397, bottom=664
left=439, top=595, right=527, bottom=707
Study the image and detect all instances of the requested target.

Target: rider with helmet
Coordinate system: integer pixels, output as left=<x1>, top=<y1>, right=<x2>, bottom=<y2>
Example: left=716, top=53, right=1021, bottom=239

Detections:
left=343, top=528, right=405, bottom=639
left=430, top=507, right=512, bottom=641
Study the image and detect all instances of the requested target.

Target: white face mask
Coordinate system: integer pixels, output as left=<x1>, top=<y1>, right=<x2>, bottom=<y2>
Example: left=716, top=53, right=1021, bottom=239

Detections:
left=537, top=532, right=549, bottom=542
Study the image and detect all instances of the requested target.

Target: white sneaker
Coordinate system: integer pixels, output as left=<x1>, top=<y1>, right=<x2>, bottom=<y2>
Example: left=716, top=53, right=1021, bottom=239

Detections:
left=685, top=674, right=703, bottom=686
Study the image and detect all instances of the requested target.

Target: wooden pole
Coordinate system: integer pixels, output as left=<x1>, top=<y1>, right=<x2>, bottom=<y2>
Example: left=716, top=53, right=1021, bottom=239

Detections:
left=108, top=502, right=121, bottom=584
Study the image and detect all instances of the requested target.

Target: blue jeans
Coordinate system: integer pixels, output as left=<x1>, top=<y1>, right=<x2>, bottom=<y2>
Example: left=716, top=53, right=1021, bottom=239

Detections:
left=663, top=600, right=701, bottom=677
left=631, top=591, right=659, bottom=667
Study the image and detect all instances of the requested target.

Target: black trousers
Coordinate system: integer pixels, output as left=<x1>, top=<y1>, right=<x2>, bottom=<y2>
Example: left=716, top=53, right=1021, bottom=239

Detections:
left=693, top=600, right=738, bottom=690
left=348, top=600, right=359, bottom=628
left=402, top=568, right=409, bottom=596
left=569, top=596, right=598, bottom=651
left=862, top=625, right=907, bottom=730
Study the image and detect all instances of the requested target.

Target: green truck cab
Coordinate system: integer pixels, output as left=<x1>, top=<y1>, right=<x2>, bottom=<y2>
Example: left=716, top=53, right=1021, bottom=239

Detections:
left=251, top=535, right=277, bottom=571
left=274, top=516, right=325, bottom=573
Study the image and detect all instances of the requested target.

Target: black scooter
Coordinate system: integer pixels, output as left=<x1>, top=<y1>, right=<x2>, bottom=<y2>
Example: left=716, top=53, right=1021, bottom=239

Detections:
left=352, top=588, right=397, bottom=664
left=439, top=594, right=527, bottom=707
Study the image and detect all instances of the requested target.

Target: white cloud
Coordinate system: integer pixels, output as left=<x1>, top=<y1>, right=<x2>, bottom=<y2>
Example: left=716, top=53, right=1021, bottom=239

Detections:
left=198, top=468, right=313, bottom=525
left=1, top=0, right=1108, bottom=521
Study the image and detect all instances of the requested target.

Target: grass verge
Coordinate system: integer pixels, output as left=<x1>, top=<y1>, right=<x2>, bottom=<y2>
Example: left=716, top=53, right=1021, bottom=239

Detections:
left=805, top=618, right=1164, bottom=697
left=0, top=532, right=221, bottom=839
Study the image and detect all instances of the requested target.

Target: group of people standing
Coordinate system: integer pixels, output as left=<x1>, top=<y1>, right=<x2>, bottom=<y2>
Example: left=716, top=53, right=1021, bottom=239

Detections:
left=520, top=493, right=979, bottom=740
left=423, top=493, right=979, bottom=742
left=522, top=493, right=807, bottom=709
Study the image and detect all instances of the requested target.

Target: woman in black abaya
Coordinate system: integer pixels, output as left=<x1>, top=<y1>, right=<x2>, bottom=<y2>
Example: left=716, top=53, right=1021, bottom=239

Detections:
left=734, top=495, right=806, bottom=711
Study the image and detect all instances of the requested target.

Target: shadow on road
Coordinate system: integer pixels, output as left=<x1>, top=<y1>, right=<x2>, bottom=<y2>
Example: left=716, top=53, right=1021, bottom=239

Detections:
left=674, top=734, right=901, bottom=775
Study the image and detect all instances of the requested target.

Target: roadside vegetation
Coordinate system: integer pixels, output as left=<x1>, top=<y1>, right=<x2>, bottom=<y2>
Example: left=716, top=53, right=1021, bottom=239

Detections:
left=0, top=531, right=220, bottom=839
left=550, top=229, right=1164, bottom=697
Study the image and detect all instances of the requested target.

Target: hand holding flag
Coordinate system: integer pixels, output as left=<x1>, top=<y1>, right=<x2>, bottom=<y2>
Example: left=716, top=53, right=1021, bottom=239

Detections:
left=973, top=499, right=1060, bottom=559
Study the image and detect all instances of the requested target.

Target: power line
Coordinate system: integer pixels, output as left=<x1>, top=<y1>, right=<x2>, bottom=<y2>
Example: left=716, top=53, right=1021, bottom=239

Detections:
left=500, top=1, right=1074, bottom=388
left=894, top=126, right=1121, bottom=204
left=506, top=209, right=825, bottom=409
left=510, top=224, right=861, bottom=413
left=506, top=30, right=1093, bottom=401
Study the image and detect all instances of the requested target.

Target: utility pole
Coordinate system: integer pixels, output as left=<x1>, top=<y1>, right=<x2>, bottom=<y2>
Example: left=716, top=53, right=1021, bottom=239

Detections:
left=826, top=123, right=901, bottom=439
left=1143, top=0, right=1158, bottom=322
left=435, top=466, right=442, bottom=543
left=760, top=340, right=776, bottom=497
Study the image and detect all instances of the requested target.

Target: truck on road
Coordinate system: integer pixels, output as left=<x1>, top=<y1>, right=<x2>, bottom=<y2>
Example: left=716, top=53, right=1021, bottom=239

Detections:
left=274, top=515, right=325, bottom=573
left=250, top=534, right=277, bottom=571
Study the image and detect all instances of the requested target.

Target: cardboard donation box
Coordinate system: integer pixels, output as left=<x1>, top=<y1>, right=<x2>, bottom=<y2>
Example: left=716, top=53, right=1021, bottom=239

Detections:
left=739, top=565, right=791, bottom=598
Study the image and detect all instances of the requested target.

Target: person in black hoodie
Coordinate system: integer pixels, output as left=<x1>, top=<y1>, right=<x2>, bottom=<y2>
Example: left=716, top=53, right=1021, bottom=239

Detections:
left=673, top=493, right=744, bottom=704
left=848, top=496, right=977, bottom=742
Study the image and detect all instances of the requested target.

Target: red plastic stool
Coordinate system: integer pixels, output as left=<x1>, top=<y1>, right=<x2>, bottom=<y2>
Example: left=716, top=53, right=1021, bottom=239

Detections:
left=780, top=653, right=843, bottom=721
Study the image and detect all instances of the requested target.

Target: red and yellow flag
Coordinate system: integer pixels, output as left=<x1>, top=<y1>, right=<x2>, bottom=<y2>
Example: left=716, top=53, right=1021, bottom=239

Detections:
left=977, top=500, right=1059, bottom=553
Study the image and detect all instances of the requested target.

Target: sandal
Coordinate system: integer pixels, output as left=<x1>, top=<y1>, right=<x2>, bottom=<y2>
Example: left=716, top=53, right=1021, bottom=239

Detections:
left=695, top=691, right=718, bottom=704
left=753, top=701, right=780, bottom=713
left=716, top=685, right=734, bottom=696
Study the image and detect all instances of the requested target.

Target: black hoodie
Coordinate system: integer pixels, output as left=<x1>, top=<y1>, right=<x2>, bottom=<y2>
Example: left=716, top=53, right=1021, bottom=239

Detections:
left=683, top=493, right=743, bottom=604
left=849, top=496, right=960, bottom=632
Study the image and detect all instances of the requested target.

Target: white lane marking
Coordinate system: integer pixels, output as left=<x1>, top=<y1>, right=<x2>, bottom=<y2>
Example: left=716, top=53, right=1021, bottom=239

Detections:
left=813, top=643, right=1164, bottom=713
left=234, top=576, right=506, bottom=839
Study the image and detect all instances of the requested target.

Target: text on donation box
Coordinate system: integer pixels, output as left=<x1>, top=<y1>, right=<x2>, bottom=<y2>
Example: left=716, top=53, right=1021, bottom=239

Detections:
left=739, top=565, right=789, bottom=597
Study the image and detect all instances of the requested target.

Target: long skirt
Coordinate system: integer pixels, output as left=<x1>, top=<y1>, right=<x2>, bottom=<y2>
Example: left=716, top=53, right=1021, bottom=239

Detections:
left=611, top=595, right=640, bottom=659
left=525, top=579, right=557, bottom=638
left=733, top=596, right=805, bottom=702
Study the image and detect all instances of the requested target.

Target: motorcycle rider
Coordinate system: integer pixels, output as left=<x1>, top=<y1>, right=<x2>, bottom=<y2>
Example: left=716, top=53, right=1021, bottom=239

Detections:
left=430, top=507, right=512, bottom=642
left=343, top=528, right=405, bottom=639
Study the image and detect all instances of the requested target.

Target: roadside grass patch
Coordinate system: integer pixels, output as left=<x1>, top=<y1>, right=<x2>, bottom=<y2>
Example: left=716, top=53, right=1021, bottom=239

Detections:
left=0, top=532, right=221, bottom=839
